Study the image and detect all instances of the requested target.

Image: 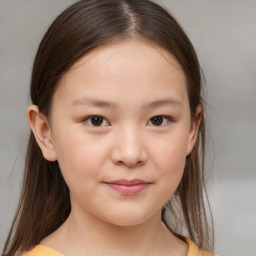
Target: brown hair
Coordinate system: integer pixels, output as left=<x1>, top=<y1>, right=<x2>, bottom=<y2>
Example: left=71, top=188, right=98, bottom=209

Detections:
left=3, top=0, right=213, bottom=255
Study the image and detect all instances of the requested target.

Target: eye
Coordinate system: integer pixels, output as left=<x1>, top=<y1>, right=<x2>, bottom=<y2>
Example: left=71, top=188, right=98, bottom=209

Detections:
left=83, top=115, right=110, bottom=127
left=148, top=115, right=173, bottom=126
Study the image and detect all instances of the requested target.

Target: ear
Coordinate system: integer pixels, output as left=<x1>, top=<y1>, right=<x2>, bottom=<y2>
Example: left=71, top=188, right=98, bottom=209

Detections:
left=27, top=105, right=57, bottom=161
left=186, top=106, right=202, bottom=156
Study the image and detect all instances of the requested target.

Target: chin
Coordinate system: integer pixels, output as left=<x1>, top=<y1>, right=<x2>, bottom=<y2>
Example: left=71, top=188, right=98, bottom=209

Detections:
left=100, top=208, right=159, bottom=227
left=109, top=218, right=145, bottom=227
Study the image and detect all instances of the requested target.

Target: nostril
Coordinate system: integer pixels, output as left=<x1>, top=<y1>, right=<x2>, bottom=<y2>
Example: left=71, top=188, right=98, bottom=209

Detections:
left=116, top=159, right=146, bottom=168
left=136, top=160, right=146, bottom=167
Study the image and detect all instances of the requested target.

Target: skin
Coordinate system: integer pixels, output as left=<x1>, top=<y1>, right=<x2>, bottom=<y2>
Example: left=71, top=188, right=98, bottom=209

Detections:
left=28, top=40, right=201, bottom=256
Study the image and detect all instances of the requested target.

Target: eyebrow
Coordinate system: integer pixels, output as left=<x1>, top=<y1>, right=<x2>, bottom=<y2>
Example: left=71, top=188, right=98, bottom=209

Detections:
left=71, top=97, right=183, bottom=109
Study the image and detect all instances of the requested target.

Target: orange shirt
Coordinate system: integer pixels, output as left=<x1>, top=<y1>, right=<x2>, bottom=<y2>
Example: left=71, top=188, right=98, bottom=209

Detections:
left=22, top=238, right=218, bottom=256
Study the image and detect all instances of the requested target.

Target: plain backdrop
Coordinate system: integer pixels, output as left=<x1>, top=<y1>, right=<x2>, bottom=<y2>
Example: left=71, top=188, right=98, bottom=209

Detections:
left=0, top=1, right=255, bottom=255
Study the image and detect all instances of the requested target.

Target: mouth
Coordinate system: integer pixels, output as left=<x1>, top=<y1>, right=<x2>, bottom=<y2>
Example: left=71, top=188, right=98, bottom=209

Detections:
left=103, top=179, right=152, bottom=195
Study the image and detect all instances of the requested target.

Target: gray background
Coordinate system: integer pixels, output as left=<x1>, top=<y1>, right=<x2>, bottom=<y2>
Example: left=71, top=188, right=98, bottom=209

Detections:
left=0, top=0, right=255, bottom=255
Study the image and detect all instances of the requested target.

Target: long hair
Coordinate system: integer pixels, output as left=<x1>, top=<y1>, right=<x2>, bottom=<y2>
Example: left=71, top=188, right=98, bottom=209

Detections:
left=3, top=0, right=213, bottom=255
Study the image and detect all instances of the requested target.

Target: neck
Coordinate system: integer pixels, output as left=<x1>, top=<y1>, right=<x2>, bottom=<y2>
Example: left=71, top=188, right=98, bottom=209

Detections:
left=44, top=207, right=188, bottom=256
left=67, top=210, right=164, bottom=255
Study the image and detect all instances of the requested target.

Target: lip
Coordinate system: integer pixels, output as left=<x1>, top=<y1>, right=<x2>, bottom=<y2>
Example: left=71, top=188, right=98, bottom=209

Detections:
left=104, top=179, right=151, bottom=195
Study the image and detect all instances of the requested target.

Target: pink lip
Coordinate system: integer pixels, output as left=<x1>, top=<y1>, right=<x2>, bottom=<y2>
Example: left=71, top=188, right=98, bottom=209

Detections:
left=104, top=179, right=151, bottom=195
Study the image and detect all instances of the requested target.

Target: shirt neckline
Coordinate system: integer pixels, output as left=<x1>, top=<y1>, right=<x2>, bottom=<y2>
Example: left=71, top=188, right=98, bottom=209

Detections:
left=30, top=237, right=199, bottom=256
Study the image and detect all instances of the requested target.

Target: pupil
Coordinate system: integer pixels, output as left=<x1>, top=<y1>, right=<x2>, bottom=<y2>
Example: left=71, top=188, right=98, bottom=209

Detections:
left=151, top=116, right=163, bottom=126
left=91, top=116, right=103, bottom=126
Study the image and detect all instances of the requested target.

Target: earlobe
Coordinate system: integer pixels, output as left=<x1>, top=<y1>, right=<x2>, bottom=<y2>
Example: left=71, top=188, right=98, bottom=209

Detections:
left=27, top=105, right=57, bottom=161
left=186, top=106, right=202, bottom=156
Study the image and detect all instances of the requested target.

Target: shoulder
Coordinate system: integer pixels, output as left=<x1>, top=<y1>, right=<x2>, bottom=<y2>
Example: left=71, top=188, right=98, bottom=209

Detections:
left=185, top=237, right=219, bottom=256
left=22, top=245, right=63, bottom=256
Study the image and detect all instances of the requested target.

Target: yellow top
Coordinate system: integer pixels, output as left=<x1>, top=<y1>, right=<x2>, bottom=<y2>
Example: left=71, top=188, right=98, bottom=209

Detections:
left=22, top=238, right=218, bottom=256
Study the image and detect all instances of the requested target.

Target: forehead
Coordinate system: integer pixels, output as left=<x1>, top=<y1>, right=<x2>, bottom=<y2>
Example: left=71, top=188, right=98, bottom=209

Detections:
left=67, top=39, right=184, bottom=79
left=54, top=40, right=188, bottom=107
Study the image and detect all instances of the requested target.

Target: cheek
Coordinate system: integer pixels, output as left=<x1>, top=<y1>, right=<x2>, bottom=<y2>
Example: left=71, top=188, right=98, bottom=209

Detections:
left=154, top=132, right=188, bottom=170
left=53, top=128, right=109, bottom=186
left=158, top=148, right=186, bottom=189
left=152, top=131, right=189, bottom=191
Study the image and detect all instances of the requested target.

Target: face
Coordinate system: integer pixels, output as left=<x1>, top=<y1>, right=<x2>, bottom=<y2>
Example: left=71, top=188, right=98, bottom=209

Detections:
left=32, top=40, right=200, bottom=227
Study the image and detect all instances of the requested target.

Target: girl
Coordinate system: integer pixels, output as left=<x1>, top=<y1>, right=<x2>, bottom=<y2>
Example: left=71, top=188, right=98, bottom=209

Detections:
left=3, top=0, right=218, bottom=255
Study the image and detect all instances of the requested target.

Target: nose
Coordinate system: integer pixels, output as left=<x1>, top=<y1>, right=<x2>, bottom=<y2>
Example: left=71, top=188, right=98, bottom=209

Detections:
left=110, top=125, right=148, bottom=168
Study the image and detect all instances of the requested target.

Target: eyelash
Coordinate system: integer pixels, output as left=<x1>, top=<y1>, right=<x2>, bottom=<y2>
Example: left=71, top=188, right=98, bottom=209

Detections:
left=82, top=115, right=175, bottom=127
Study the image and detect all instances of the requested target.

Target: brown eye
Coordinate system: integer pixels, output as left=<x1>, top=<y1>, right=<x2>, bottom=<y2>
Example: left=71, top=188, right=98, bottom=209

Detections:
left=149, top=116, right=172, bottom=126
left=83, top=116, right=109, bottom=126
left=91, top=116, right=103, bottom=126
